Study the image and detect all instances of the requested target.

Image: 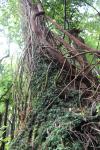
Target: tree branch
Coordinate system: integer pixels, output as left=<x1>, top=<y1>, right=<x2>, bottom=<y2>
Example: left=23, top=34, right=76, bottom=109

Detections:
left=84, top=1, right=100, bottom=16
left=0, top=54, right=9, bottom=63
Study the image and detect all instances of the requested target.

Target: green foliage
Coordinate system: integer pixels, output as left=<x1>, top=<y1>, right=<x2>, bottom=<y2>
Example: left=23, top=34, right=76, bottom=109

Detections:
left=96, top=103, right=100, bottom=114
left=0, top=126, right=10, bottom=149
left=0, top=0, right=21, bottom=101
left=0, top=62, right=12, bottom=98
left=33, top=106, right=83, bottom=150
left=0, top=126, right=7, bottom=136
left=0, top=102, right=5, bottom=113
left=0, top=0, right=22, bottom=44
left=10, top=57, right=85, bottom=150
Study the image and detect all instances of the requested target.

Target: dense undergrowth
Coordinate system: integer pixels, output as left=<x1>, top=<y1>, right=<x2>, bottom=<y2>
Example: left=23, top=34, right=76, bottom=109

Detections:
left=10, top=58, right=100, bottom=150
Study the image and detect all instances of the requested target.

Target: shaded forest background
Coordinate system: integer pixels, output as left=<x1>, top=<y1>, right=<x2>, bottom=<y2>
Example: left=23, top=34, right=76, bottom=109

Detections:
left=0, top=0, right=100, bottom=149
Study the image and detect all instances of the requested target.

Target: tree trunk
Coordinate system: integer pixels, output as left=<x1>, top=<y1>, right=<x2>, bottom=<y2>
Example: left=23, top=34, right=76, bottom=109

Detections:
left=10, top=0, right=100, bottom=150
